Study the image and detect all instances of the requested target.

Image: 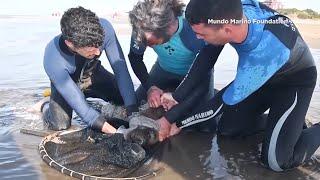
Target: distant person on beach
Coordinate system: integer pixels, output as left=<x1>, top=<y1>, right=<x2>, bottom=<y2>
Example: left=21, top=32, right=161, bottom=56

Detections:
left=41, top=7, right=138, bottom=133
left=128, top=0, right=220, bottom=134
left=160, top=0, right=319, bottom=171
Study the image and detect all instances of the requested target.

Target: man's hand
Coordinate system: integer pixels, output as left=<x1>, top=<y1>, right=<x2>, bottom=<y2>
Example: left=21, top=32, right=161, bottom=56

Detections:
left=169, top=123, right=181, bottom=136
left=156, top=116, right=171, bottom=142
left=147, top=86, right=164, bottom=108
left=101, top=122, right=117, bottom=134
left=160, top=92, right=178, bottom=111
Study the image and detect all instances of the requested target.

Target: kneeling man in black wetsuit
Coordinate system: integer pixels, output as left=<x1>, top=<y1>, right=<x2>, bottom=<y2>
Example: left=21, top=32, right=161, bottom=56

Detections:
left=42, top=7, right=138, bottom=133
left=160, top=0, right=319, bottom=172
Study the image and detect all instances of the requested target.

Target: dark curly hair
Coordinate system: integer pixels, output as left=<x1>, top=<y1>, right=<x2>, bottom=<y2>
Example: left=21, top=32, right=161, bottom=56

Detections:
left=129, top=0, right=185, bottom=43
left=60, top=6, right=105, bottom=48
left=186, top=0, right=243, bottom=28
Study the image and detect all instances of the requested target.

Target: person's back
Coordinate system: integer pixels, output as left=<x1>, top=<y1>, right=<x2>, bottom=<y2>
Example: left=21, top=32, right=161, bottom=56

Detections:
left=221, top=0, right=316, bottom=105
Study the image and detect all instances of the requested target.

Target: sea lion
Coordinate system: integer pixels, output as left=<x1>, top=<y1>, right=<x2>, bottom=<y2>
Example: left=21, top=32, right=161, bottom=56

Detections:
left=39, top=103, right=165, bottom=179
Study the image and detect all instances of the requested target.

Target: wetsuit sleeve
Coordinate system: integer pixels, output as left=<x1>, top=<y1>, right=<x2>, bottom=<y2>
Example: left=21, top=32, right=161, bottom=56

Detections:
left=180, top=19, right=206, bottom=54
left=100, top=19, right=138, bottom=114
left=43, top=43, right=100, bottom=129
left=127, top=34, right=152, bottom=90
left=172, top=44, right=224, bottom=102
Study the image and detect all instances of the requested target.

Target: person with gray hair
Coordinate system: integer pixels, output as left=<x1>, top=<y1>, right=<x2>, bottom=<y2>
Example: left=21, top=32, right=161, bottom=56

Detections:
left=128, top=0, right=222, bottom=137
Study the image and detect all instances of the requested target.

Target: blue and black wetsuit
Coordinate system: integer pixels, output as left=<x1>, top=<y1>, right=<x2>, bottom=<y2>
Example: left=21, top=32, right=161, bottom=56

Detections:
left=43, top=18, right=138, bottom=131
left=128, top=15, right=218, bottom=123
left=175, top=0, right=319, bottom=171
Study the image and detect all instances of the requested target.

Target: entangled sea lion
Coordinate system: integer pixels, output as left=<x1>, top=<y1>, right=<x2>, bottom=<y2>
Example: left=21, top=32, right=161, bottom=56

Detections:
left=39, top=103, right=164, bottom=179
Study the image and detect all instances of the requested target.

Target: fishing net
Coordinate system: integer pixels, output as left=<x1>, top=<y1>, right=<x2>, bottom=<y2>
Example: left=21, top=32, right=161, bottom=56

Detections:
left=38, top=103, right=165, bottom=179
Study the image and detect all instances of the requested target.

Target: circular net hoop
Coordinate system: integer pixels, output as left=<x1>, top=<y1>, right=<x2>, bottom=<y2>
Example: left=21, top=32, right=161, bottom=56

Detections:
left=38, top=128, right=163, bottom=180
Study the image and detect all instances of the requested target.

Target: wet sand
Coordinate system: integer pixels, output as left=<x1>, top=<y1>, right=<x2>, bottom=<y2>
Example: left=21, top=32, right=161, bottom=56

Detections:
left=7, top=90, right=319, bottom=180
left=11, top=97, right=320, bottom=180
left=294, top=20, right=320, bottom=49
left=13, top=129, right=320, bottom=180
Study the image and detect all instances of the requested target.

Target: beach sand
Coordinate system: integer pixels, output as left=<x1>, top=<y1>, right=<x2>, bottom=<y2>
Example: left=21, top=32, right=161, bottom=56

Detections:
left=294, top=21, right=320, bottom=49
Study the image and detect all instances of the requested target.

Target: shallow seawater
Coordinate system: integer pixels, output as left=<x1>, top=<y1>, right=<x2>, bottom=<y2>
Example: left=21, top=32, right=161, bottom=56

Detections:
left=0, top=16, right=319, bottom=180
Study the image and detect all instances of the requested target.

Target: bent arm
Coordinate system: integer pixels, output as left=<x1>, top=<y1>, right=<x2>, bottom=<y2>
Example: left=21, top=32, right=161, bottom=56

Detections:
left=102, top=19, right=138, bottom=114
left=173, top=45, right=224, bottom=102
left=44, top=58, right=101, bottom=129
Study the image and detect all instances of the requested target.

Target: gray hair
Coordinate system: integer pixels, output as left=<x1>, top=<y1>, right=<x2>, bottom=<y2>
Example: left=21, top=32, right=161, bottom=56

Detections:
left=129, top=0, right=185, bottom=43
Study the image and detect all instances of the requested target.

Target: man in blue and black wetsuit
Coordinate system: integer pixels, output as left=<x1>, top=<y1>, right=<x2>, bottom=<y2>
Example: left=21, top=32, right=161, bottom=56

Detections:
left=128, top=0, right=219, bottom=133
left=161, top=0, right=320, bottom=171
left=42, top=7, right=138, bottom=133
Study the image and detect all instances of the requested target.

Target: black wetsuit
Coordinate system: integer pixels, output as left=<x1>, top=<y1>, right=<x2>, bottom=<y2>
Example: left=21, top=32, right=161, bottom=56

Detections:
left=175, top=0, right=319, bottom=171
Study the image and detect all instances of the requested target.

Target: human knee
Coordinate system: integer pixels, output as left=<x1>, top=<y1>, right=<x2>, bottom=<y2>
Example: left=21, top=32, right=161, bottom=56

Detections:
left=260, top=142, right=299, bottom=172
left=43, top=103, right=72, bottom=131
left=217, top=118, right=247, bottom=137
left=217, top=126, right=243, bottom=137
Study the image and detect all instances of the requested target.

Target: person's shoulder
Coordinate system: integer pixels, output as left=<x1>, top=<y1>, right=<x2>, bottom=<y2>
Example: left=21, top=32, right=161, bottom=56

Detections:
left=181, top=18, right=198, bottom=38
left=180, top=18, right=206, bottom=51
left=99, top=18, right=117, bottom=47
left=99, top=18, right=115, bottom=32
left=241, top=0, right=262, bottom=13
left=99, top=18, right=110, bottom=25
left=45, top=37, right=57, bottom=51
left=241, top=0, right=258, bottom=6
left=242, top=0, right=276, bottom=17
left=44, top=35, right=61, bottom=59
left=43, top=35, right=64, bottom=70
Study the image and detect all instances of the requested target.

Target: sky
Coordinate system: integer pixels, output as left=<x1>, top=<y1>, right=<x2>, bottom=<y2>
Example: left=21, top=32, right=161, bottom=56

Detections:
left=0, top=0, right=319, bottom=16
left=0, top=0, right=140, bottom=16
